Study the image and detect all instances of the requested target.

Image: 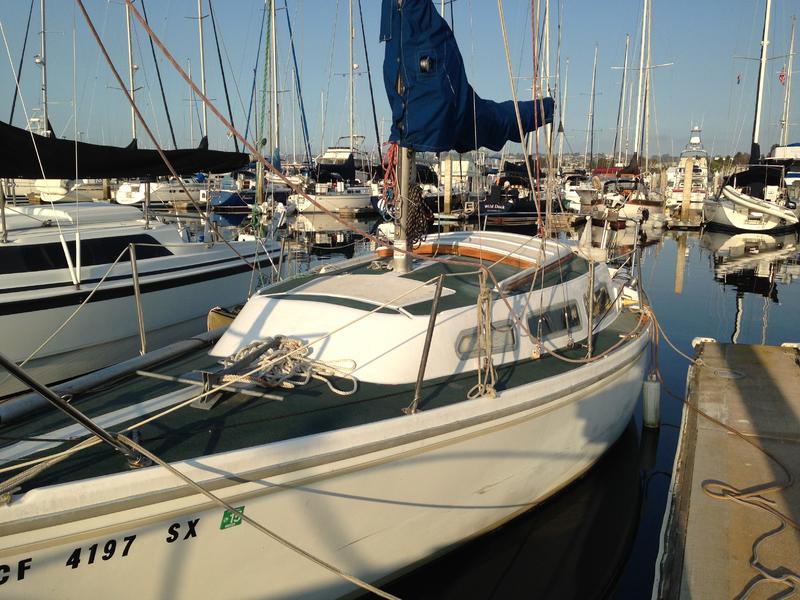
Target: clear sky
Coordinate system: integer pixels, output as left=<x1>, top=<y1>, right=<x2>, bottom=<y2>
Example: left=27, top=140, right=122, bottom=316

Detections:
left=0, top=0, right=796, bottom=160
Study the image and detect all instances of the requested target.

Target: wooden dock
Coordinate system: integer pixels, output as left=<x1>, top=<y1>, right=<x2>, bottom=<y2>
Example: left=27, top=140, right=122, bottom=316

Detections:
left=655, top=342, right=800, bottom=599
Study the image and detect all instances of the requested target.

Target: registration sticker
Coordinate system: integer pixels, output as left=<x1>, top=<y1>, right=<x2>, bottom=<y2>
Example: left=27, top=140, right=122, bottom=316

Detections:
left=219, top=506, right=245, bottom=530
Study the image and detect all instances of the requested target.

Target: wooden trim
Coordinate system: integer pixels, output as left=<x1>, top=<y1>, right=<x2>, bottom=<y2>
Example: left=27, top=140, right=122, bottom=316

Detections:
left=376, top=244, right=537, bottom=269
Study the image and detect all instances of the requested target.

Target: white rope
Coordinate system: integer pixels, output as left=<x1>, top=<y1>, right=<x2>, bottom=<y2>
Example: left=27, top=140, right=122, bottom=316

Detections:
left=468, top=272, right=497, bottom=399
left=222, top=338, right=358, bottom=396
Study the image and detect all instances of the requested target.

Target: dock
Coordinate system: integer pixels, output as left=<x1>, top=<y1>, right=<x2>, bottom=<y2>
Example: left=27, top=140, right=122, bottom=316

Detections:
left=655, top=342, right=800, bottom=599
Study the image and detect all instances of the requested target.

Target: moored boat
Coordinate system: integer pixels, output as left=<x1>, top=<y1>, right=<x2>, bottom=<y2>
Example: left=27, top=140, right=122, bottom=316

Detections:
left=0, top=229, right=652, bottom=599
left=0, top=201, right=281, bottom=398
left=0, top=2, right=653, bottom=597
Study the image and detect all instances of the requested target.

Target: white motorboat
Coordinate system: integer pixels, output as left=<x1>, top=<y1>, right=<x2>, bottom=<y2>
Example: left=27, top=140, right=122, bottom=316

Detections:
left=0, top=201, right=281, bottom=397
left=115, top=178, right=206, bottom=209
left=291, top=181, right=376, bottom=214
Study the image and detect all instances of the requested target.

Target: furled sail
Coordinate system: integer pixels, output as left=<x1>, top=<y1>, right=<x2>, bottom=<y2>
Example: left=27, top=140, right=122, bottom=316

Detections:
left=381, top=0, right=554, bottom=153
left=0, top=121, right=248, bottom=179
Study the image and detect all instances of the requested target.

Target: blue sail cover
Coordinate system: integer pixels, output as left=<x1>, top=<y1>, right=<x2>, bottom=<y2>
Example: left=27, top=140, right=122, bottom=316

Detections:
left=381, top=0, right=554, bottom=153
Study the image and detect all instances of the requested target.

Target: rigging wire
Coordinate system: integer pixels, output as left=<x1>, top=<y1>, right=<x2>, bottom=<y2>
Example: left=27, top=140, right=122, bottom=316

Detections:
left=74, top=1, right=256, bottom=271
left=141, top=0, right=177, bottom=149
left=118, top=435, right=400, bottom=600
left=356, top=0, right=383, bottom=164
left=207, top=0, right=239, bottom=152
left=8, top=0, right=35, bottom=125
left=284, top=0, right=313, bottom=165
left=496, top=0, right=543, bottom=233
left=319, top=0, right=341, bottom=156
left=244, top=1, right=266, bottom=142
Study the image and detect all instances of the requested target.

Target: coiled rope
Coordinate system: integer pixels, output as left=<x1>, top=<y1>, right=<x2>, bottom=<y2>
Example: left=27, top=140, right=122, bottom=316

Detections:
left=221, top=337, right=357, bottom=396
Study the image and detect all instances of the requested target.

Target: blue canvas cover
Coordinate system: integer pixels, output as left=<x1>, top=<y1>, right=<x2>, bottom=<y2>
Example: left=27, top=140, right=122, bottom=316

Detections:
left=381, top=0, right=554, bottom=153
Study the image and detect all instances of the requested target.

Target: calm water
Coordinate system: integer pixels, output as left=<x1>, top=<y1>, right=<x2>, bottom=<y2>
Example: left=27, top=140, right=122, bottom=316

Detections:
left=286, top=217, right=800, bottom=600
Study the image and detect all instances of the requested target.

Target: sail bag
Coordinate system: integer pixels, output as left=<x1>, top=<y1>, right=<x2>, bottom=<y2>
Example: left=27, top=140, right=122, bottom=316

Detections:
left=381, top=0, right=554, bottom=153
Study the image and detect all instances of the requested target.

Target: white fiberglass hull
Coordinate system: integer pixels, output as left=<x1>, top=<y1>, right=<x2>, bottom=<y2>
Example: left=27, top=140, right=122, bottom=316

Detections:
left=0, top=248, right=272, bottom=398
left=616, top=203, right=666, bottom=228
left=0, top=334, right=648, bottom=599
left=115, top=184, right=204, bottom=208
left=704, top=186, right=799, bottom=233
left=293, top=191, right=374, bottom=214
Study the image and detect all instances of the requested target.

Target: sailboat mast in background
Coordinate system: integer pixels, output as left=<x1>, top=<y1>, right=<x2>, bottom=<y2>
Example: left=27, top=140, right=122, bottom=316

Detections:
left=125, top=0, right=137, bottom=142
left=583, top=45, right=598, bottom=171
left=633, top=0, right=649, bottom=158
left=349, top=0, right=355, bottom=150
left=751, top=0, right=772, bottom=159
left=38, top=0, right=50, bottom=137
left=615, top=34, right=630, bottom=166
left=197, top=0, right=208, bottom=139
left=270, top=0, right=280, bottom=162
left=780, top=16, right=795, bottom=146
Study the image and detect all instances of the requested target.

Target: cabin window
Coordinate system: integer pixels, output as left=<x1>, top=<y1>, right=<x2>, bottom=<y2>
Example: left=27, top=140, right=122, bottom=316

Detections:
left=528, top=302, right=582, bottom=338
left=455, top=320, right=516, bottom=360
left=0, top=234, right=173, bottom=275
left=592, top=285, right=613, bottom=319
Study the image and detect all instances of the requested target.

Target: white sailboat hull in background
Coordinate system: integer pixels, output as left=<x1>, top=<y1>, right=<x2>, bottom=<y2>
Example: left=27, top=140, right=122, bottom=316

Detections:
left=0, top=336, right=648, bottom=599
left=115, top=180, right=205, bottom=208
left=704, top=185, right=800, bottom=233
left=292, top=188, right=375, bottom=214
left=0, top=260, right=260, bottom=397
left=0, top=202, right=281, bottom=397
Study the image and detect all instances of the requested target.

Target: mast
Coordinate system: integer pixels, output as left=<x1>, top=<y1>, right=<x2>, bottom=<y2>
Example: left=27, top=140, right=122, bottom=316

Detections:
left=292, top=73, right=296, bottom=162
left=187, top=58, right=194, bottom=146
left=633, top=0, right=649, bottom=157
left=197, top=0, right=208, bottom=138
left=557, top=58, right=569, bottom=173
left=583, top=46, right=598, bottom=171
left=752, top=0, right=772, bottom=156
left=39, top=0, right=50, bottom=136
left=348, top=0, right=354, bottom=150
left=543, top=0, right=551, bottom=152
left=644, top=10, right=652, bottom=172
left=124, top=0, right=137, bottom=142
left=615, top=34, right=630, bottom=165
left=780, top=16, right=796, bottom=146
left=270, top=0, right=280, bottom=162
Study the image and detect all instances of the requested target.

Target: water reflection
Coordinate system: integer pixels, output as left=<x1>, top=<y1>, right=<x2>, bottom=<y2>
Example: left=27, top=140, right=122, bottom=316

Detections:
left=699, top=230, right=800, bottom=344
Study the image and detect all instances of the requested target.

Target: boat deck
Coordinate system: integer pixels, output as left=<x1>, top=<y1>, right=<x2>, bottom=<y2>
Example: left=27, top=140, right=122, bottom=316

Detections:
left=262, top=253, right=588, bottom=317
left=0, top=309, right=642, bottom=492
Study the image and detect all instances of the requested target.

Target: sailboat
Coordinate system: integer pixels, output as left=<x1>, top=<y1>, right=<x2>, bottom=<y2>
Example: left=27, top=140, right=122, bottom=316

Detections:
left=0, top=2, right=282, bottom=398
left=704, top=0, right=800, bottom=233
left=0, top=2, right=652, bottom=597
left=291, top=0, right=376, bottom=215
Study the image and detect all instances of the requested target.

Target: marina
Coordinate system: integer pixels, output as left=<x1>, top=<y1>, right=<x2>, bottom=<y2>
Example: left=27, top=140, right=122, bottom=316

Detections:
left=0, top=0, right=798, bottom=598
